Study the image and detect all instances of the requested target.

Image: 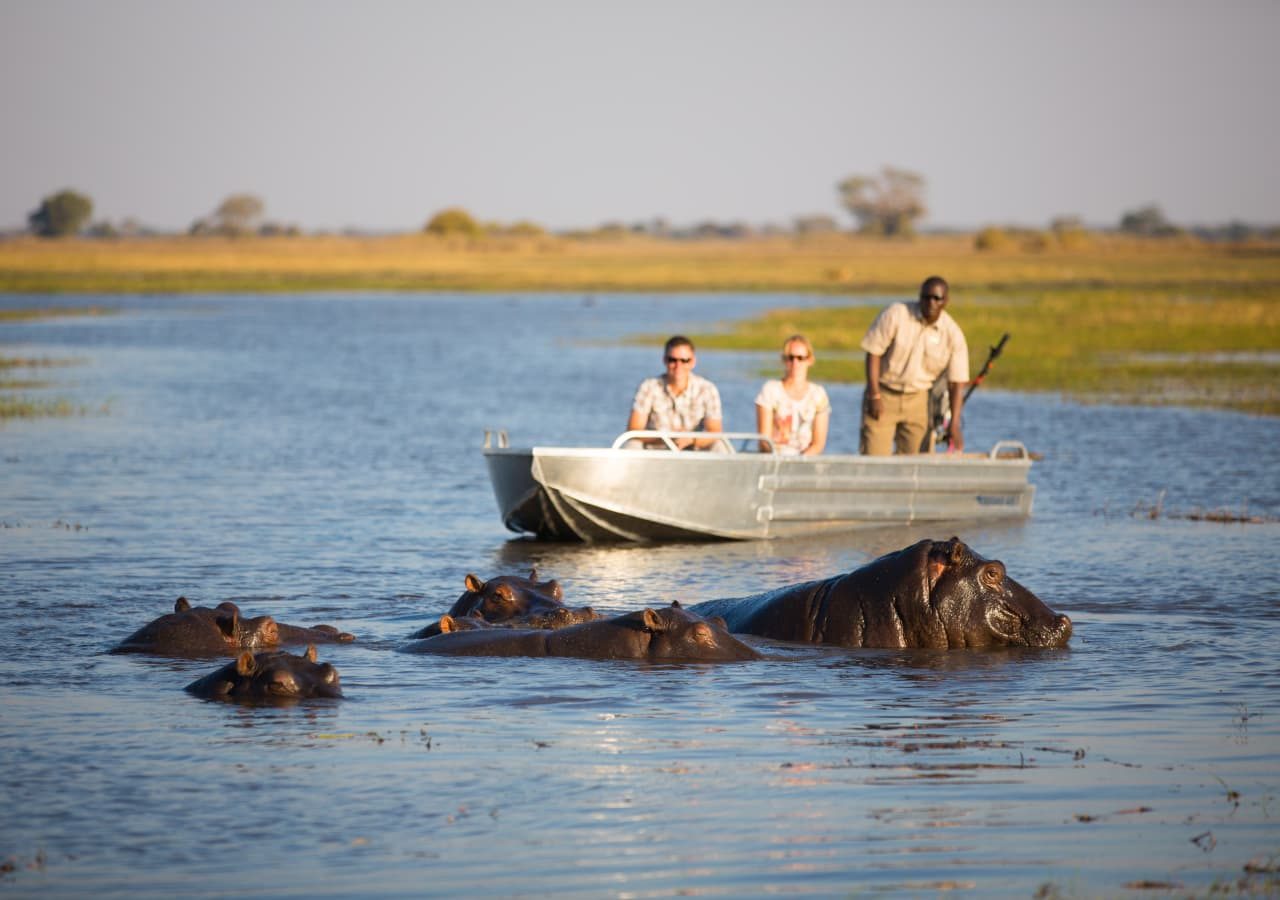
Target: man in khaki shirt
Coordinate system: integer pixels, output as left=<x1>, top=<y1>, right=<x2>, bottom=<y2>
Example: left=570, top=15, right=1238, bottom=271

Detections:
left=860, top=276, right=970, bottom=455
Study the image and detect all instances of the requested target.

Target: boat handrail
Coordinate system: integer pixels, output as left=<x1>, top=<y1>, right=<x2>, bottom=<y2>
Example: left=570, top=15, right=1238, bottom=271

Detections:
left=610, top=430, right=778, bottom=454
left=988, top=440, right=1029, bottom=460
left=483, top=429, right=510, bottom=449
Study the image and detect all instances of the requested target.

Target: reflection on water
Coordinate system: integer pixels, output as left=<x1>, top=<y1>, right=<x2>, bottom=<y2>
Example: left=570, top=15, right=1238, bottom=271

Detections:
left=2, top=292, right=1279, bottom=897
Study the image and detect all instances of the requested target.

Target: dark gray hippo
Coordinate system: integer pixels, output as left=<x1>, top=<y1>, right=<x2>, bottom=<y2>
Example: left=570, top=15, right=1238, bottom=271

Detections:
left=402, top=602, right=760, bottom=662
left=185, top=645, right=342, bottom=701
left=690, top=538, right=1072, bottom=650
left=113, top=597, right=356, bottom=657
left=410, top=570, right=599, bottom=639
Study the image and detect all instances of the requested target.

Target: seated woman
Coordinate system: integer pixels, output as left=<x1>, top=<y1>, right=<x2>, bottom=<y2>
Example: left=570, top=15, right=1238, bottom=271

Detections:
left=755, top=334, right=830, bottom=455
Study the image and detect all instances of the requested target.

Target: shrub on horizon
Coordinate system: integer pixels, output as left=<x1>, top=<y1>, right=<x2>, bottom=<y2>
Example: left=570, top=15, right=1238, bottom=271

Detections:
left=424, top=208, right=482, bottom=237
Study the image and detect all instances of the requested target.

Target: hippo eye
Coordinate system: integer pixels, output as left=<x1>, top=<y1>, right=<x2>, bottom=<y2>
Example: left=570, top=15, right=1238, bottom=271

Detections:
left=980, top=563, right=1005, bottom=588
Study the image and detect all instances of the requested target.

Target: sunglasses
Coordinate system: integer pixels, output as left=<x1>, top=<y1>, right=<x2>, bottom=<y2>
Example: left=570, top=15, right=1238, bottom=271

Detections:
left=921, top=293, right=946, bottom=302
left=782, top=354, right=810, bottom=362
left=665, top=356, right=693, bottom=365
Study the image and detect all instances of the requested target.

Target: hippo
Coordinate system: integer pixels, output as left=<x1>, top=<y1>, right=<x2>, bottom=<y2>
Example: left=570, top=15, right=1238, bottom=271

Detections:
left=185, top=645, right=342, bottom=701
left=410, top=570, right=600, bottom=638
left=690, top=538, right=1072, bottom=650
left=113, top=597, right=356, bottom=657
left=401, top=602, right=760, bottom=662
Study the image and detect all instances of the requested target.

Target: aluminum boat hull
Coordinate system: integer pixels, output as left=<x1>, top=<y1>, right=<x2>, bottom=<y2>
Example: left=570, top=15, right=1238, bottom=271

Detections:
left=484, top=435, right=1035, bottom=542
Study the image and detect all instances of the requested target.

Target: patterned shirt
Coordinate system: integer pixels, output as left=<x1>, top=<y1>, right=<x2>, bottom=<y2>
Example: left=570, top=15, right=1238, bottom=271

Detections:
left=860, top=302, right=969, bottom=393
left=754, top=380, right=831, bottom=454
left=631, top=373, right=723, bottom=432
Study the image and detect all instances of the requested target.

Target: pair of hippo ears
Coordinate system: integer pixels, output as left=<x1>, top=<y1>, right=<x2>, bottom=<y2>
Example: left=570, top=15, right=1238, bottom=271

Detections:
left=464, top=571, right=562, bottom=596
left=235, top=645, right=318, bottom=675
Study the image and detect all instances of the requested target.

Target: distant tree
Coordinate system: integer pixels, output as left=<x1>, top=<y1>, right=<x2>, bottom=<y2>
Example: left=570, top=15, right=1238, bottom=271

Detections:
left=836, top=167, right=926, bottom=236
left=973, top=226, right=1014, bottom=252
left=190, top=193, right=266, bottom=236
left=505, top=220, right=546, bottom=237
left=215, top=194, right=265, bottom=235
left=28, top=189, right=94, bottom=237
left=1118, top=204, right=1177, bottom=236
left=424, top=207, right=482, bottom=237
left=1049, top=214, right=1091, bottom=249
left=793, top=214, right=839, bottom=236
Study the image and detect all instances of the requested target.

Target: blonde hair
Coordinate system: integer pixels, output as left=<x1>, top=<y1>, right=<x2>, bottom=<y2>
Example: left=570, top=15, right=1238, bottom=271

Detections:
left=782, top=334, right=814, bottom=360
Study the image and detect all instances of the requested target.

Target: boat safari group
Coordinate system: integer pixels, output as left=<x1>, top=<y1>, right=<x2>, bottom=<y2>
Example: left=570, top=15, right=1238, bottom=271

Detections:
left=483, top=429, right=1035, bottom=542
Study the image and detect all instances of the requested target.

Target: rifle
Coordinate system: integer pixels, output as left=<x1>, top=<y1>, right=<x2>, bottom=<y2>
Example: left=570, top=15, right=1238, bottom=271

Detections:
left=930, top=332, right=1010, bottom=448
left=965, top=332, right=1010, bottom=402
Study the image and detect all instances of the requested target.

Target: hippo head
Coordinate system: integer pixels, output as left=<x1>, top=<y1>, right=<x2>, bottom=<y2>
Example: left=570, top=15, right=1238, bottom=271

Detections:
left=207, top=600, right=281, bottom=650
left=449, top=569, right=566, bottom=622
left=185, top=645, right=343, bottom=701
left=925, top=538, right=1072, bottom=649
left=633, top=602, right=760, bottom=661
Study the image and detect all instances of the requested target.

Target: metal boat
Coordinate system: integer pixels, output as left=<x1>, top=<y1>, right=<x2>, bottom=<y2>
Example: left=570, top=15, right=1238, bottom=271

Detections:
left=483, top=429, right=1036, bottom=542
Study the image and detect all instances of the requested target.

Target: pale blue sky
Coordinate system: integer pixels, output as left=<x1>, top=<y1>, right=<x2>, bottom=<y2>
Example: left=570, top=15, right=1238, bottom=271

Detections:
left=2, top=0, right=1276, bottom=232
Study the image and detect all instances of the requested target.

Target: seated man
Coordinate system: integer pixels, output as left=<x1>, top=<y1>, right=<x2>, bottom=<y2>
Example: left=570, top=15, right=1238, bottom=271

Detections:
left=628, top=335, right=723, bottom=450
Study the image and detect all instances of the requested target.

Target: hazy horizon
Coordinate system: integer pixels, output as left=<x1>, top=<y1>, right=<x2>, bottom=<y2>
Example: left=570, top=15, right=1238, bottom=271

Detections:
left=3, top=0, right=1277, bottom=233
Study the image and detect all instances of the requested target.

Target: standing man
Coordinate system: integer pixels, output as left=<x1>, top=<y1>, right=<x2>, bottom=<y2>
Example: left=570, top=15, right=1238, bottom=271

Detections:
left=628, top=335, right=723, bottom=450
left=860, top=276, right=969, bottom=455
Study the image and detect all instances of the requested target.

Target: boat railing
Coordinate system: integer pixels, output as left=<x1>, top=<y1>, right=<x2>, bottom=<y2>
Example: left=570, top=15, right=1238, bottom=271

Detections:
left=483, top=429, right=510, bottom=449
left=988, top=440, right=1030, bottom=460
left=610, top=430, right=778, bottom=454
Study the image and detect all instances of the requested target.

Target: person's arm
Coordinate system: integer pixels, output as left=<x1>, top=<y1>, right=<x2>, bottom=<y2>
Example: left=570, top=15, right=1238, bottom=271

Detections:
left=691, top=417, right=723, bottom=450
left=864, top=354, right=884, bottom=420
left=755, top=404, right=773, bottom=452
left=946, top=381, right=965, bottom=452
left=627, top=407, right=665, bottom=448
left=804, top=409, right=829, bottom=455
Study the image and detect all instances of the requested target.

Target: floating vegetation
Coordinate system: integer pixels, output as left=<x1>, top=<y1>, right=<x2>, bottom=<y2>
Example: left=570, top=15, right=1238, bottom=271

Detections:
left=1125, top=490, right=1277, bottom=524
left=1, top=307, right=103, bottom=420
left=0, top=396, right=93, bottom=420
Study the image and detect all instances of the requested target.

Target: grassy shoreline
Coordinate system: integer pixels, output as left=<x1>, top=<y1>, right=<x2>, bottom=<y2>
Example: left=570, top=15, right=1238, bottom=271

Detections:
left=2, top=234, right=1277, bottom=416
left=2, top=233, right=1279, bottom=295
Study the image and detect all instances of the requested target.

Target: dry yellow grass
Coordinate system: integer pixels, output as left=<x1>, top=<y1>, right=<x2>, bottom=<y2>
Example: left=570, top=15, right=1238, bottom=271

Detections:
left=1, top=232, right=1278, bottom=293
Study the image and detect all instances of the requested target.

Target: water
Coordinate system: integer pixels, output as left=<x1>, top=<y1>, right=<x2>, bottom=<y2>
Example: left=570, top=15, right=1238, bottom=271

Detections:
left=2, top=292, right=1278, bottom=897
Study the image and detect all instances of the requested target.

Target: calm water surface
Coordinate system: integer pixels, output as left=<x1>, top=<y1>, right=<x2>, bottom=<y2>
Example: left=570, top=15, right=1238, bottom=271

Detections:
left=2, top=293, right=1278, bottom=898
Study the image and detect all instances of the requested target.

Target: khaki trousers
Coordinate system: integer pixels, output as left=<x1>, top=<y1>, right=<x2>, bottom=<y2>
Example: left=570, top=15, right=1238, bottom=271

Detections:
left=859, top=387, right=929, bottom=456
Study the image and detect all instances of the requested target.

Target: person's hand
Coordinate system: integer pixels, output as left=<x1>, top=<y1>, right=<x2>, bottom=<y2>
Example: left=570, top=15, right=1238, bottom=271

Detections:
left=948, top=428, right=965, bottom=453
left=866, top=394, right=883, bottom=421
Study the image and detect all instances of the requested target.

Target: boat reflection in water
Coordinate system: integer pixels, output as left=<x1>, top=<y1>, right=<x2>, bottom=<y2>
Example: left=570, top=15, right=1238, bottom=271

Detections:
left=484, top=429, right=1036, bottom=542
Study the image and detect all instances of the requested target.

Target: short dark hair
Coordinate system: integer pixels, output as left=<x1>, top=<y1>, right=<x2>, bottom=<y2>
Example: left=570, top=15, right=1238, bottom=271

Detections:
left=664, top=335, right=695, bottom=355
left=920, top=275, right=949, bottom=296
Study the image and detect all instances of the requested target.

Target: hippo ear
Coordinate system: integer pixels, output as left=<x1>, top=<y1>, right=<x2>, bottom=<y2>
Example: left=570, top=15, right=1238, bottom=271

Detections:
left=948, top=538, right=967, bottom=565
left=303, top=644, right=318, bottom=663
left=544, top=579, right=563, bottom=600
left=465, top=574, right=484, bottom=592
left=439, top=615, right=457, bottom=634
left=174, top=596, right=191, bottom=613
left=235, top=651, right=256, bottom=676
left=641, top=608, right=666, bottom=633
left=670, top=600, right=682, bottom=608
left=217, top=608, right=240, bottom=638
left=528, top=567, right=538, bottom=581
